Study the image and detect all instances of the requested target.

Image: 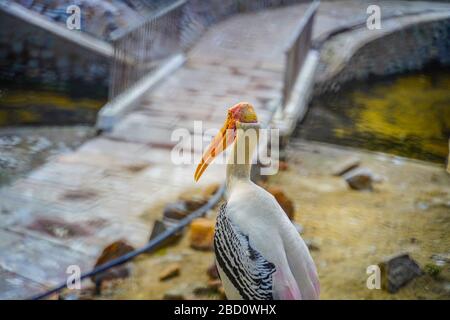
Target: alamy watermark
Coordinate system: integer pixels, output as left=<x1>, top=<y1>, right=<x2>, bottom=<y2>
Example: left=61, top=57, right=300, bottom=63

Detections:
left=366, top=5, right=382, bottom=30
left=66, top=5, right=81, bottom=30
left=366, top=264, right=381, bottom=290
left=66, top=264, right=81, bottom=290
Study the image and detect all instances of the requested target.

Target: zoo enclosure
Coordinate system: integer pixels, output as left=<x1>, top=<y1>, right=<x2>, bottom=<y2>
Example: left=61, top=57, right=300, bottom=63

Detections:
left=108, top=0, right=320, bottom=107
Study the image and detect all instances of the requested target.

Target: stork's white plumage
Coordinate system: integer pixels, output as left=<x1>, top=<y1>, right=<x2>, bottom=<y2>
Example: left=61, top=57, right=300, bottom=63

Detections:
left=195, top=102, right=320, bottom=300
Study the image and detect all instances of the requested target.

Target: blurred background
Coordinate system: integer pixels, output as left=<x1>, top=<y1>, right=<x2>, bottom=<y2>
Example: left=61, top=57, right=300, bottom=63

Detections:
left=0, top=0, right=449, bottom=300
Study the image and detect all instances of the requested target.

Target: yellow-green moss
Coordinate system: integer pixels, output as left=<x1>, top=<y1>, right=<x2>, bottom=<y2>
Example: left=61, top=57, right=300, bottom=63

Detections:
left=0, top=90, right=102, bottom=110
left=352, top=75, right=450, bottom=147
left=304, top=70, right=450, bottom=162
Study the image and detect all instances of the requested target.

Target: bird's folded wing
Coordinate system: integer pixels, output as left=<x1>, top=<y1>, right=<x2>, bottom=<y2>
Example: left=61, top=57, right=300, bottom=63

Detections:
left=215, top=203, right=276, bottom=300
left=272, top=268, right=303, bottom=300
left=283, top=231, right=320, bottom=299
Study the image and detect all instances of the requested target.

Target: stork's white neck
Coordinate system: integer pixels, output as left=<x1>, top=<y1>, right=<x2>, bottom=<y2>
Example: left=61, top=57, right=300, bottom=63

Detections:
left=226, top=122, right=259, bottom=196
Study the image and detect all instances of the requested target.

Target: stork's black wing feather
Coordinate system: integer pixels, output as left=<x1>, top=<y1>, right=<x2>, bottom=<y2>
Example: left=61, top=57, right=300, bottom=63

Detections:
left=214, top=203, right=276, bottom=300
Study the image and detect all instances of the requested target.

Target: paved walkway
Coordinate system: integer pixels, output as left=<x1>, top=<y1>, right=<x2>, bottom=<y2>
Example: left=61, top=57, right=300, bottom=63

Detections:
left=1, top=1, right=449, bottom=299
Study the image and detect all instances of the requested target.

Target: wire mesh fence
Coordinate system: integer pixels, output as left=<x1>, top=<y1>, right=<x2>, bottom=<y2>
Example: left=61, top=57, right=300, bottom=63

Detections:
left=108, top=0, right=185, bottom=100
left=107, top=0, right=317, bottom=103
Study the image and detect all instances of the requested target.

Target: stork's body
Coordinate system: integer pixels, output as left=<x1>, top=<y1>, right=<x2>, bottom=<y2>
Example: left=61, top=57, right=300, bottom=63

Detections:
left=195, top=102, right=320, bottom=300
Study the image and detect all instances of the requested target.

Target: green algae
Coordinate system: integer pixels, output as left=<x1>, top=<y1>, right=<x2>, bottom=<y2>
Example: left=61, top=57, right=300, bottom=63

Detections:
left=299, top=67, right=450, bottom=163
left=0, top=89, right=105, bottom=126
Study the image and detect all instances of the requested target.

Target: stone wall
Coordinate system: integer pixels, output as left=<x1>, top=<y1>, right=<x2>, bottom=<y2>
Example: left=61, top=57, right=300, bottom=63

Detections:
left=314, top=15, right=450, bottom=94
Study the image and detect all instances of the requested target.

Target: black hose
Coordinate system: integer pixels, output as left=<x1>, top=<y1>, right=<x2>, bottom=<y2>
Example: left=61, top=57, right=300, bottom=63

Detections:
left=30, top=183, right=226, bottom=300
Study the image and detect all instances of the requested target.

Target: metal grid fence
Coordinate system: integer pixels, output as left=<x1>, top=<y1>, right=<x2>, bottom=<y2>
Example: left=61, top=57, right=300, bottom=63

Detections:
left=108, top=0, right=318, bottom=106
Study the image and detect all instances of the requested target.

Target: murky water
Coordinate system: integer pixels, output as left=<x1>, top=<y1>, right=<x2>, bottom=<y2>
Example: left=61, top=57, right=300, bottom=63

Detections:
left=297, top=67, right=450, bottom=163
left=0, top=88, right=105, bottom=126
left=0, top=85, right=104, bottom=186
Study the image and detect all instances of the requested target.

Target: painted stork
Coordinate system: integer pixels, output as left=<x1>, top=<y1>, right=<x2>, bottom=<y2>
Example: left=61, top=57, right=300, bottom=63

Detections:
left=194, top=102, right=320, bottom=300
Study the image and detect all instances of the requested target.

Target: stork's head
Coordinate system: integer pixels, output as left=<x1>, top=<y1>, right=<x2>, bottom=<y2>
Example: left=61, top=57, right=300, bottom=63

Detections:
left=194, top=102, right=258, bottom=181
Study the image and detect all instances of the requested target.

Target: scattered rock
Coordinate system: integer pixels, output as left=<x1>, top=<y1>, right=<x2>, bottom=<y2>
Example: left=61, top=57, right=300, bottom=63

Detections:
left=159, top=263, right=181, bottom=281
left=184, top=196, right=208, bottom=212
left=94, top=240, right=135, bottom=267
left=167, top=282, right=220, bottom=299
left=163, top=201, right=190, bottom=220
left=207, top=262, right=219, bottom=280
left=343, top=168, right=374, bottom=191
left=265, top=186, right=295, bottom=220
left=163, top=196, right=208, bottom=221
left=193, top=284, right=216, bottom=296
left=379, top=253, right=423, bottom=293
left=149, top=219, right=183, bottom=249
left=207, top=279, right=223, bottom=292
left=190, top=280, right=225, bottom=297
left=331, top=156, right=360, bottom=176
left=163, top=288, right=186, bottom=300
left=91, top=240, right=135, bottom=294
left=431, top=253, right=450, bottom=266
left=279, top=161, right=289, bottom=171
left=189, top=218, right=215, bottom=251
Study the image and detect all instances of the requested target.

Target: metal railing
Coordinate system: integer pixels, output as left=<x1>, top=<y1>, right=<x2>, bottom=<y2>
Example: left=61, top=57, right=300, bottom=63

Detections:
left=282, top=1, right=320, bottom=106
left=107, top=0, right=308, bottom=102
left=108, top=0, right=186, bottom=100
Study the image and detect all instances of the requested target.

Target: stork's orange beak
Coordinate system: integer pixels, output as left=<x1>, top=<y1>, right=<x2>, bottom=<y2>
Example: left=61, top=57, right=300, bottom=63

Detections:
left=194, top=102, right=257, bottom=182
